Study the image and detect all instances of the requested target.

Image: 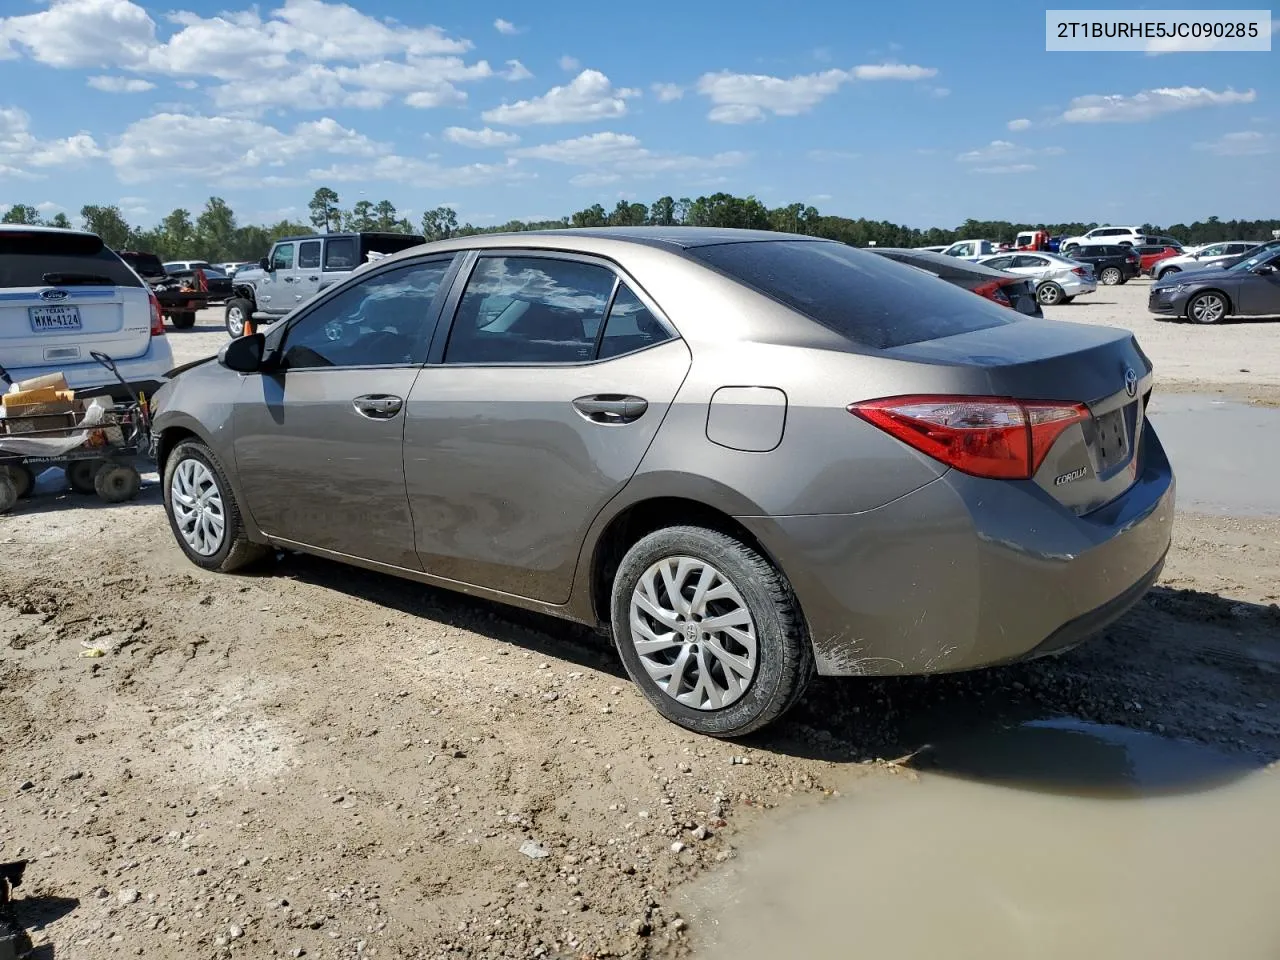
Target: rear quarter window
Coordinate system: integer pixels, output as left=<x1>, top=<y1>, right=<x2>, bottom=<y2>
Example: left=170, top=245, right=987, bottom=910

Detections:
left=0, top=232, right=142, bottom=288
left=687, top=240, right=1017, bottom=350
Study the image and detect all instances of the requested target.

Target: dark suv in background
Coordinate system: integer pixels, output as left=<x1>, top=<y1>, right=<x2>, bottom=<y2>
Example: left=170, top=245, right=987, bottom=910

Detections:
left=1066, top=245, right=1140, bottom=286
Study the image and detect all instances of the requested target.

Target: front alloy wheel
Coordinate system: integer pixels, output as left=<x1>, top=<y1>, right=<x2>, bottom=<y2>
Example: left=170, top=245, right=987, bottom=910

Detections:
left=170, top=457, right=226, bottom=556
left=1187, top=291, right=1228, bottom=324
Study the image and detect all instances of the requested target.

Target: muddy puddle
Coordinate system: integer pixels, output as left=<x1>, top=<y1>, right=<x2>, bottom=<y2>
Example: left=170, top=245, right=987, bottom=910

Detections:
left=1147, top=394, right=1280, bottom=515
left=682, top=718, right=1280, bottom=960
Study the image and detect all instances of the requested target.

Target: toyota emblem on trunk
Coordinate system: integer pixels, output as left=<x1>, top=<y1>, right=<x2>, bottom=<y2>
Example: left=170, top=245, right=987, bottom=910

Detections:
left=40, top=289, right=69, bottom=302
left=1123, top=367, right=1138, bottom=398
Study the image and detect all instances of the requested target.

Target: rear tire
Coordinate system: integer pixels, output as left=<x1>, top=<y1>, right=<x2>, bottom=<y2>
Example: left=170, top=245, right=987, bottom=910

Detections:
left=3, top=464, right=35, bottom=499
left=163, top=439, right=268, bottom=573
left=94, top=462, right=141, bottom=503
left=171, top=311, right=196, bottom=330
left=66, top=459, right=102, bottom=494
left=225, top=298, right=254, bottom=338
left=1037, top=281, right=1065, bottom=306
left=1100, top=266, right=1122, bottom=285
left=610, top=525, right=813, bottom=738
left=1157, top=266, right=1180, bottom=281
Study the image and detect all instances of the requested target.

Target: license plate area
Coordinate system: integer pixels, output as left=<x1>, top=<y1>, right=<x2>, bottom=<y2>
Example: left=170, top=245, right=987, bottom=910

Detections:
left=1092, top=405, right=1132, bottom=474
left=29, top=305, right=82, bottom=331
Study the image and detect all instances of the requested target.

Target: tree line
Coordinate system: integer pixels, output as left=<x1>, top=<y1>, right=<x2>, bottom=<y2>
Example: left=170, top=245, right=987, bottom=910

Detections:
left=3, top=189, right=1276, bottom=262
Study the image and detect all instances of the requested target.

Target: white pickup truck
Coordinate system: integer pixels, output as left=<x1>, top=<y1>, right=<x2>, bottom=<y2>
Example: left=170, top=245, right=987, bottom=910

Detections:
left=940, top=239, right=1000, bottom=260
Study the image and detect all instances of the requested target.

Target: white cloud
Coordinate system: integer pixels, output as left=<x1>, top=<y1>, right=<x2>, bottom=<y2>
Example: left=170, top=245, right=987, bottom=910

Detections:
left=1061, top=86, right=1256, bottom=124
left=482, top=69, right=639, bottom=125
left=444, top=126, right=521, bottom=148
left=972, top=163, right=1037, bottom=174
left=0, top=0, right=156, bottom=69
left=558, top=55, right=580, bottom=72
left=106, top=113, right=379, bottom=184
left=1007, top=117, right=1032, bottom=131
left=308, top=155, right=525, bottom=188
left=512, top=131, right=746, bottom=179
left=503, top=59, right=532, bottom=81
left=1194, top=130, right=1276, bottom=156
left=956, top=140, right=1063, bottom=164
left=697, top=62, right=937, bottom=122
left=493, top=18, right=520, bottom=36
left=569, top=171, right=621, bottom=187
left=929, top=86, right=950, bottom=98
left=87, top=74, right=154, bottom=92
left=852, top=63, right=937, bottom=80
left=0, top=106, right=102, bottom=175
left=651, top=82, right=684, bottom=102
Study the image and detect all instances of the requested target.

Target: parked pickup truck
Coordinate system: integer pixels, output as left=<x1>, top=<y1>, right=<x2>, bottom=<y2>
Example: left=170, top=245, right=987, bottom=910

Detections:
left=225, top=232, right=425, bottom=337
left=116, top=250, right=210, bottom=329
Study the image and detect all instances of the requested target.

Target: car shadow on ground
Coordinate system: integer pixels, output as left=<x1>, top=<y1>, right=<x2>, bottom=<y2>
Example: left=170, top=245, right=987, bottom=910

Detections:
left=3, top=479, right=161, bottom=518
left=7, top=894, right=78, bottom=959
left=268, top=551, right=1280, bottom=797
left=273, top=551, right=628, bottom=679
left=167, top=318, right=225, bottom=334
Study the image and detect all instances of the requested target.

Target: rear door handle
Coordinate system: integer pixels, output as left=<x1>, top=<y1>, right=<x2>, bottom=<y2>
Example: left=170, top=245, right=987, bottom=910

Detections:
left=352, top=394, right=403, bottom=419
left=572, top=394, right=648, bottom=424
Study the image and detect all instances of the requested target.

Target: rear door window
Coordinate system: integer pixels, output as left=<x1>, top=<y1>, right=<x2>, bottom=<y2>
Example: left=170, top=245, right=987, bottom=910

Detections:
left=598, top=284, right=672, bottom=360
left=0, top=231, right=142, bottom=287
left=298, top=240, right=321, bottom=270
left=323, top=238, right=357, bottom=270
left=687, top=240, right=1016, bottom=350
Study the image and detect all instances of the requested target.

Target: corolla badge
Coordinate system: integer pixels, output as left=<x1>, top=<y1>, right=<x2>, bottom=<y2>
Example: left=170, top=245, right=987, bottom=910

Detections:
left=1124, top=366, right=1138, bottom=398
left=40, top=289, right=69, bottom=302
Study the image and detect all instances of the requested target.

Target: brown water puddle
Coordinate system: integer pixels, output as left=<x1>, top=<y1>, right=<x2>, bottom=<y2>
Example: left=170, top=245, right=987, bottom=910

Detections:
left=682, top=719, right=1280, bottom=960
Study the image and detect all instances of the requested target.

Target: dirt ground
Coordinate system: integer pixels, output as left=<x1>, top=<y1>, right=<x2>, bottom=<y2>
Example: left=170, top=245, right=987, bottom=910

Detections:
left=3, top=277, right=1279, bottom=959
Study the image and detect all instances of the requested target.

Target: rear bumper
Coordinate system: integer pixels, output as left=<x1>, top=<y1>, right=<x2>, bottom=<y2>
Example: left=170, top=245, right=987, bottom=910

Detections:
left=2, top=338, right=174, bottom=399
left=740, top=427, right=1175, bottom=677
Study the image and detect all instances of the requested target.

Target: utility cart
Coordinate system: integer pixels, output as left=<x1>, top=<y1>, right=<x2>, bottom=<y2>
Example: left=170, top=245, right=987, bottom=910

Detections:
left=0, top=352, right=153, bottom=514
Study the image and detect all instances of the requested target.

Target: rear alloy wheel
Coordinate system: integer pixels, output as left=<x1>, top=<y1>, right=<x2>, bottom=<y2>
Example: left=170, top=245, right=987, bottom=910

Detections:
left=171, top=311, right=196, bottom=330
left=1037, top=281, right=1065, bottom=306
left=1100, top=266, right=1123, bottom=285
left=611, top=525, right=813, bottom=737
left=163, top=439, right=268, bottom=572
left=1187, top=291, right=1228, bottom=325
left=225, top=298, right=254, bottom=337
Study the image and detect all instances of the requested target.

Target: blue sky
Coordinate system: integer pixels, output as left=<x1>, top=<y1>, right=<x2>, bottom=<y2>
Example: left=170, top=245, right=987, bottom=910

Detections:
left=0, top=0, right=1275, bottom=230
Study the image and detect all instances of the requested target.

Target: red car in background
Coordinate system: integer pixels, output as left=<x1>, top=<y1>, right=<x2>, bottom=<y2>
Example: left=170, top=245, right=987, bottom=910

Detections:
left=1136, top=244, right=1183, bottom=276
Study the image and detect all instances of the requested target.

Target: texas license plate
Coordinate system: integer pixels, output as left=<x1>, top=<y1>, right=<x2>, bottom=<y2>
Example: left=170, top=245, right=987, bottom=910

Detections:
left=29, top=305, right=82, bottom=331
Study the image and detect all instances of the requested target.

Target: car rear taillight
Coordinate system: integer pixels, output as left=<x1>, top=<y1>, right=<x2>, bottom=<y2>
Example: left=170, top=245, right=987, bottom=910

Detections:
left=1072, top=266, right=1087, bottom=277
left=148, top=291, right=165, bottom=336
left=849, top=396, right=1090, bottom=480
left=972, top=280, right=1012, bottom=307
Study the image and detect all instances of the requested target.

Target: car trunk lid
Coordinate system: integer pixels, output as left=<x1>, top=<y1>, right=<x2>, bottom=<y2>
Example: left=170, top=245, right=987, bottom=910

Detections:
left=883, top=319, right=1152, bottom=513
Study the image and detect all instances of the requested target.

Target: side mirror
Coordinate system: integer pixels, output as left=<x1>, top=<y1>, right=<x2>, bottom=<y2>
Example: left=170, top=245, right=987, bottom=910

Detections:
left=218, top=332, right=265, bottom=373
left=259, top=257, right=271, bottom=271
left=1255, top=264, right=1276, bottom=276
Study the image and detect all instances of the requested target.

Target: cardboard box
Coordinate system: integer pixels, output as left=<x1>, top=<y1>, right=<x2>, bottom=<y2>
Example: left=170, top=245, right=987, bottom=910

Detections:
left=0, top=398, right=82, bottom=435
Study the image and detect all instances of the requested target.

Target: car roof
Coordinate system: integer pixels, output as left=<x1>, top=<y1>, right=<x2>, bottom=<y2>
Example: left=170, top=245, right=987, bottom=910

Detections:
left=365, top=226, right=829, bottom=268
left=273, top=231, right=428, bottom=243
left=872, top=247, right=1011, bottom=278
left=0, top=223, right=96, bottom=237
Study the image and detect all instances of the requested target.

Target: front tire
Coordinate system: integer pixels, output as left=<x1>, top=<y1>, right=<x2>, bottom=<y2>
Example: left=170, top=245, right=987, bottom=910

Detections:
left=95, top=462, right=141, bottom=503
left=1187, top=291, right=1229, bottom=325
left=225, top=298, right=254, bottom=338
left=163, top=439, right=268, bottom=572
left=1037, top=281, right=1065, bottom=306
left=1100, top=266, right=1122, bottom=285
left=66, top=459, right=103, bottom=494
left=610, top=526, right=813, bottom=737
left=1157, top=266, right=1180, bottom=281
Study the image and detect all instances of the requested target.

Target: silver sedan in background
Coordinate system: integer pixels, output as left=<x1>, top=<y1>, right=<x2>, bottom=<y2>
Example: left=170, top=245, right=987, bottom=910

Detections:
left=977, top=251, right=1099, bottom=306
left=150, top=228, right=1174, bottom=737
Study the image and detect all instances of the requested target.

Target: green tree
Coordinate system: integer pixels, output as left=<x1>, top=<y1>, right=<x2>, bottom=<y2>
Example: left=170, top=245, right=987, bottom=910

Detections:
left=347, top=200, right=376, bottom=231
left=648, top=196, right=677, bottom=226
left=195, top=197, right=237, bottom=260
left=421, top=206, right=458, bottom=241
left=79, top=205, right=132, bottom=249
left=607, top=200, right=647, bottom=226
left=570, top=203, right=607, bottom=228
left=308, top=187, right=342, bottom=233
left=2, top=203, right=41, bottom=224
left=373, top=200, right=399, bottom=231
left=47, top=212, right=72, bottom=229
left=160, top=208, right=196, bottom=256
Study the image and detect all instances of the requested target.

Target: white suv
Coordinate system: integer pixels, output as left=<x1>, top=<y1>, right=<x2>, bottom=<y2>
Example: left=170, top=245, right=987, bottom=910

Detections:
left=1059, top=227, right=1148, bottom=253
left=0, top=225, right=174, bottom=397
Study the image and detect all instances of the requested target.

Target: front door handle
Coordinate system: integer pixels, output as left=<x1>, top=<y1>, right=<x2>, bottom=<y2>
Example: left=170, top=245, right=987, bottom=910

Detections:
left=572, top=394, right=648, bottom=424
left=352, top=394, right=403, bottom=419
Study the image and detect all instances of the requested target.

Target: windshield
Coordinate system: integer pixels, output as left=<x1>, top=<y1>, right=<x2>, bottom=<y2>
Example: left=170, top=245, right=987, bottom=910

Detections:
left=1229, top=250, right=1280, bottom=272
